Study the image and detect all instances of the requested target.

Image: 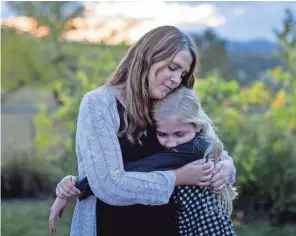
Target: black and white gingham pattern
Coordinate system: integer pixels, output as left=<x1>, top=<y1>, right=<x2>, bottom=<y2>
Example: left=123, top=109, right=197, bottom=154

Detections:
left=172, top=186, right=236, bottom=236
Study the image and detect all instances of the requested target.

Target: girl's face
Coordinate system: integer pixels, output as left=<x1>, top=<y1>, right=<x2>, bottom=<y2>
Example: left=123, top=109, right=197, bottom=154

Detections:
left=148, top=50, right=193, bottom=100
left=155, top=118, right=200, bottom=149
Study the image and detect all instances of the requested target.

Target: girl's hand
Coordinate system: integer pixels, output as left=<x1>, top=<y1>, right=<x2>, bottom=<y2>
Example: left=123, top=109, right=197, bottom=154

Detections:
left=174, top=159, right=214, bottom=186
left=49, top=197, right=68, bottom=233
left=56, top=175, right=81, bottom=199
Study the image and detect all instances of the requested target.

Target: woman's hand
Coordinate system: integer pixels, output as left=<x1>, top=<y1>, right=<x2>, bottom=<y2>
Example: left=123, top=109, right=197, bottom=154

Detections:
left=174, top=159, right=214, bottom=186
left=209, top=160, right=234, bottom=193
left=56, top=175, right=81, bottom=199
left=49, top=197, right=68, bottom=233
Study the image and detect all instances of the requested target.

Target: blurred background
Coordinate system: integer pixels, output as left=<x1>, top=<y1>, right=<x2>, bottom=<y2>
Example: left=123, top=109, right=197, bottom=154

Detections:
left=1, top=1, right=295, bottom=235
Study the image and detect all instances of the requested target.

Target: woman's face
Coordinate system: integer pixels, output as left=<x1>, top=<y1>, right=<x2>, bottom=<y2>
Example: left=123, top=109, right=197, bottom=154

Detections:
left=148, top=50, right=193, bottom=100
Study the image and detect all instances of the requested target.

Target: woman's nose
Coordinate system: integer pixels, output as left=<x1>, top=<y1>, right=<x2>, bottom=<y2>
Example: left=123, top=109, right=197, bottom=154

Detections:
left=170, top=74, right=182, bottom=86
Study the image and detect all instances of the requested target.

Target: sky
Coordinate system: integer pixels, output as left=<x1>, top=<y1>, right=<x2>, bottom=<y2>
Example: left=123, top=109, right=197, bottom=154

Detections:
left=191, top=1, right=296, bottom=42
left=82, top=1, right=296, bottom=42
left=1, top=1, right=296, bottom=42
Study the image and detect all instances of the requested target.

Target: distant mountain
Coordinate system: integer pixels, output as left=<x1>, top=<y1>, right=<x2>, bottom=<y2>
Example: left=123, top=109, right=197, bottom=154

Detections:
left=225, top=39, right=282, bottom=83
left=185, top=32, right=282, bottom=83
left=226, top=39, right=279, bottom=54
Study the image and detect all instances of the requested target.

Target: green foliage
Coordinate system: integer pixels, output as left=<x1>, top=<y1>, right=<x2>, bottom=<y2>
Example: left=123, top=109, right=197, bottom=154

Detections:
left=32, top=49, right=117, bottom=173
left=195, top=71, right=296, bottom=224
left=33, top=105, right=60, bottom=154
left=194, top=9, right=296, bottom=225
left=194, top=29, right=236, bottom=80
left=273, top=9, right=296, bottom=77
left=1, top=28, right=45, bottom=97
left=2, top=2, right=84, bottom=104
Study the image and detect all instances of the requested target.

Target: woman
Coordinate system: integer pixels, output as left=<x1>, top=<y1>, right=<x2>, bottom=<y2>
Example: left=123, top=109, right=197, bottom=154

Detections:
left=49, top=25, right=236, bottom=236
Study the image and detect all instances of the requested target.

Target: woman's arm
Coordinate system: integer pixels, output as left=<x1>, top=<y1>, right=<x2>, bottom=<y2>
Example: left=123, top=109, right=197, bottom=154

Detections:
left=76, top=92, right=176, bottom=206
left=220, top=150, right=236, bottom=185
left=207, top=150, right=237, bottom=193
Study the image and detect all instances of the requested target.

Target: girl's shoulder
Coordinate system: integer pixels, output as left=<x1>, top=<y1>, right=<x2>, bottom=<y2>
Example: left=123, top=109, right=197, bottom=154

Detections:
left=175, top=133, right=210, bottom=156
left=194, top=132, right=211, bottom=147
left=192, top=132, right=211, bottom=153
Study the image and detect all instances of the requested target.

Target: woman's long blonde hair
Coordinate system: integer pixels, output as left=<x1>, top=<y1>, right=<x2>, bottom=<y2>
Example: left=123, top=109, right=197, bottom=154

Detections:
left=105, top=26, right=198, bottom=143
left=153, top=87, right=237, bottom=215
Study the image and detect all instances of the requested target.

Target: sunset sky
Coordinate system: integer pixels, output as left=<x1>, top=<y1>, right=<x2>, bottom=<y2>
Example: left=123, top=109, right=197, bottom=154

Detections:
left=1, top=1, right=296, bottom=42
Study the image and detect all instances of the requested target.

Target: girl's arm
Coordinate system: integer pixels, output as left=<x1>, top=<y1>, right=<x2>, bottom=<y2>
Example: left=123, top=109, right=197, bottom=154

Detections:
left=125, top=133, right=209, bottom=172
left=76, top=133, right=211, bottom=200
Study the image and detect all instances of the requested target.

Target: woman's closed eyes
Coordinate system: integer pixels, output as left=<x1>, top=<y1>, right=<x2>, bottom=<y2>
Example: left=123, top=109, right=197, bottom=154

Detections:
left=168, top=63, right=188, bottom=79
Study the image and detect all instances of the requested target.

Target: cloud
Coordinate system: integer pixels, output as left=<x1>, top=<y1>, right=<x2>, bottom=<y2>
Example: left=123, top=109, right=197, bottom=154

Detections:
left=233, top=8, right=246, bottom=17
left=84, top=1, right=226, bottom=27
left=213, top=2, right=296, bottom=41
left=80, top=1, right=226, bottom=43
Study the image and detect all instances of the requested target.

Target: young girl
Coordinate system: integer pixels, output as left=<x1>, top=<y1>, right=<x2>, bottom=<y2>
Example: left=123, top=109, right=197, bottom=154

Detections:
left=50, top=87, right=237, bottom=235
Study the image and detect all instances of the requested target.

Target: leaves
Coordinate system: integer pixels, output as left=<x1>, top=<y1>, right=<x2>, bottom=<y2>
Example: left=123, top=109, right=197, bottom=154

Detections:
left=193, top=10, right=296, bottom=221
left=271, top=89, right=286, bottom=108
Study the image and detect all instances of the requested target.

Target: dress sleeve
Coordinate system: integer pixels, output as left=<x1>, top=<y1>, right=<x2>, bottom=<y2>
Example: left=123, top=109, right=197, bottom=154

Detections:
left=76, top=93, right=176, bottom=206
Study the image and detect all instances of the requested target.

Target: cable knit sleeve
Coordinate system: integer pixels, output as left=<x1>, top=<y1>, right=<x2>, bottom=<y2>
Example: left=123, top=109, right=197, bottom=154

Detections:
left=221, top=150, right=236, bottom=185
left=75, top=91, right=176, bottom=206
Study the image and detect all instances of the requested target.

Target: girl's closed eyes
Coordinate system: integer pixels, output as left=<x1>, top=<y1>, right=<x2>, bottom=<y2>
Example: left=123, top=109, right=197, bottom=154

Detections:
left=155, top=119, right=198, bottom=149
left=156, top=131, right=187, bottom=137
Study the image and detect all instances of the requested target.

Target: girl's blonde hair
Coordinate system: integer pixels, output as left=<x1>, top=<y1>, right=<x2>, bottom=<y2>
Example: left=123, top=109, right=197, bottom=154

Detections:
left=105, top=25, right=198, bottom=144
left=153, top=87, right=237, bottom=215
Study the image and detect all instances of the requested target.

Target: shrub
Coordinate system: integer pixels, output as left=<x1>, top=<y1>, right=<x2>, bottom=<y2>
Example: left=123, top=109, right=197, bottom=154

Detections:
left=1, top=148, right=64, bottom=199
left=195, top=69, right=296, bottom=225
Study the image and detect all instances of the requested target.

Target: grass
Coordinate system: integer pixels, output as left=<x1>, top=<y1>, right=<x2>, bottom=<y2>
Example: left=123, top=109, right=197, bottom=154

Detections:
left=1, top=200, right=74, bottom=236
left=1, top=200, right=296, bottom=236
left=235, top=222, right=296, bottom=236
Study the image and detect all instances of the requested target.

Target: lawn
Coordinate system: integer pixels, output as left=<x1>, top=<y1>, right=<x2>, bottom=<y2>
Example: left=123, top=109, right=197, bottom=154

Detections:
left=1, top=200, right=74, bottom=236
left=1, top=200, right=296, bottom=236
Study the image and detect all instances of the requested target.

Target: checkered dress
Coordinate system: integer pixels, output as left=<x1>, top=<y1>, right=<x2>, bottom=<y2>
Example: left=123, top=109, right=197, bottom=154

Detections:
left=172, top=186, right=236, bottom=236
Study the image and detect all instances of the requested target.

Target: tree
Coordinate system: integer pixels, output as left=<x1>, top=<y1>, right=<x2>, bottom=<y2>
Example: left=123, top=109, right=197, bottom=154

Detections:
left=2, top=2, right=85, bottom=104
left=1, top=27, right=44, bottom=102
left=194, top=9, right=296, bottom=225
left=193, top=29, right=235, bottom=80
left=273, top=9, right=296, bottom=78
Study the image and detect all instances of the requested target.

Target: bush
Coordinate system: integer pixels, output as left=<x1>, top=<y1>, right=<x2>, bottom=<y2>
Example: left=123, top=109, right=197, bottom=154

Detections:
left=1, top=148, right=64, bottom=199
left=195, top=68, right=296, bottom=225
left=231, top=116, right=296, bottom=225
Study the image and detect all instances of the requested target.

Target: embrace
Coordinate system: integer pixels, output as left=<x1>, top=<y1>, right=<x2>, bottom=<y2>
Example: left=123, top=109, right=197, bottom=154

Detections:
left=49, top=25, right=238, bottom=236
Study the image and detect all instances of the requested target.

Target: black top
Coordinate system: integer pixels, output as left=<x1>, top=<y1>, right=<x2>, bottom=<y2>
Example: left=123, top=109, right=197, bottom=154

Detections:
left=97, top=99, right=178, bottom=236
